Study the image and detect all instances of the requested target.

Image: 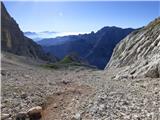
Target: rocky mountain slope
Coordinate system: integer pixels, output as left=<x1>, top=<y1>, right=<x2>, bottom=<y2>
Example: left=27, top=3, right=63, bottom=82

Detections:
left=39, top=27, right=134, bottom=69
left=1, top=2, right=57, bottom=62
left=106, top=17, right=160, bottom=78
left=1, top=2, right=160, bottom=120
left=2, top=48, right=160, bottom=120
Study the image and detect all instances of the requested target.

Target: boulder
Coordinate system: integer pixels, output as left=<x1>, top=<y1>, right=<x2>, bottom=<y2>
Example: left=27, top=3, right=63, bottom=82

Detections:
left=27, top=106, right=42, bottom=120
left=145, top=64, right=159, bottom=78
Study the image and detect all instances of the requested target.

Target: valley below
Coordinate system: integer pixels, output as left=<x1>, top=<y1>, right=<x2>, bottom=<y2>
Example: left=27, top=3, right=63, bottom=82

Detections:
left=1, top=1, right=160, bottom=120
left=1, top=52, right=160, bottom=120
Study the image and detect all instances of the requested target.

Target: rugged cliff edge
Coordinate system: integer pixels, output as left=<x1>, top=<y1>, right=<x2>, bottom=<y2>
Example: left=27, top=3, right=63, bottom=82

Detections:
left=106, top=18, right=160, bottom=78
left=1, top=2, right=57, bottom=62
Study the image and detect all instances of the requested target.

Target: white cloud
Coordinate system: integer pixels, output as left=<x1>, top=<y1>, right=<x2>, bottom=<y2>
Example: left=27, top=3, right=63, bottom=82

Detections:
left=58, top=32, right=87, bottom=36
left=24, top=31, right=90, bottom=41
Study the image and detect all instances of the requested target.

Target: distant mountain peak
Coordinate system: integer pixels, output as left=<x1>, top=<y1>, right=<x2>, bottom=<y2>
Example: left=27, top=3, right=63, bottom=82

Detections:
left=39, top=26, right=135, bottom=69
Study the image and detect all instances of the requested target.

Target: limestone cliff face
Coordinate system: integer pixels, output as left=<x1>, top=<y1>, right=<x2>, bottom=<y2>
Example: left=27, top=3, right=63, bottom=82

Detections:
left=106, top=18, right=160, bottom=78
left=1, top=2, right=57, bottom=62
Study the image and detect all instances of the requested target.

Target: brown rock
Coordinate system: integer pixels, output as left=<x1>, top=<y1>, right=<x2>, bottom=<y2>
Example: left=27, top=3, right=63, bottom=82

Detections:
left=27, top=106, right=42, bottom=120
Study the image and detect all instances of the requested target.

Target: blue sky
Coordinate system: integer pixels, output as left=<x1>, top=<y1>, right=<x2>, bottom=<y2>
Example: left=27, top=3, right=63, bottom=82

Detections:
left=4, top=1, right=160, bottom=33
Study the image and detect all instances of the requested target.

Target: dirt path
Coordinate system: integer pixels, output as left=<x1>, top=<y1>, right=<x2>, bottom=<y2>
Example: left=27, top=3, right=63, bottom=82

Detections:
left=41, top=81, right=93, bottom=120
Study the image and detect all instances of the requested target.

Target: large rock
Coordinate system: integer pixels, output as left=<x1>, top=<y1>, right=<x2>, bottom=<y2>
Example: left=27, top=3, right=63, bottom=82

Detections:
left=1, top=2, right=57, bottom=62
left=145, top=63, right=159, bottom=78
left=27, top=106, right=42, bottom=120
left=106, top=17, right=160, bottom=78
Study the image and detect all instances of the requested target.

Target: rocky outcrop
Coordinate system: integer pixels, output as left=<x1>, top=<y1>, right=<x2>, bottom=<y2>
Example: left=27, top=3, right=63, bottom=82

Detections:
left=106, top=17, right=160, bottom=78
left=1, top=2, right=57, bottom=62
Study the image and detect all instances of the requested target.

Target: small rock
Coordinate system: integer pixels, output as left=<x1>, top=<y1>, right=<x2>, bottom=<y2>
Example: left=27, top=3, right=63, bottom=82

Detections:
left=62, top=80, right=70, bottom=85
left=24, top=75, right=30, bottom=78
left=111, top=76, right=116, bottom=79
left=53, top=103, right=58, bottom=108
left=27, top=106, right=42, bottom=120
left=99, top=104, right=105, bottom=111
left=21, top=92, right=27, bottom=99
left=72, top=113, right=81, bottom=120
left=16, top=112, right=28, bottom=120
left=1, top=113, right=11, bottom=120
left=1, top=70, right=6, bottom=76
left=122, top=101, right=129, bottom=106
left=1, top=104, right=6, bottom=109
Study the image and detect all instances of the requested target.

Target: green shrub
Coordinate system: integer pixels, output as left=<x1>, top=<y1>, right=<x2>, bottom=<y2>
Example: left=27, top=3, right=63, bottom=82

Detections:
left=59, top=56, right=73, bottom=64
left=41, top=64, right=59, bottom=69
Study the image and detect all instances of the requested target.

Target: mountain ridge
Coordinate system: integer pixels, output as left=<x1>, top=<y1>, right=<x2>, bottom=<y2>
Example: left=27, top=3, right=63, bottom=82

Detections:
left=1, top=2, right=57, bottom=62
left=38, top=27, right=135, bottom=69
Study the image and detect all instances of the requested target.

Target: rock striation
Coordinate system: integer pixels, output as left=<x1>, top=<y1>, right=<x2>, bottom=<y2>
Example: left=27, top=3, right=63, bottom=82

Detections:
left=106, top=17, right=160, bottom=78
